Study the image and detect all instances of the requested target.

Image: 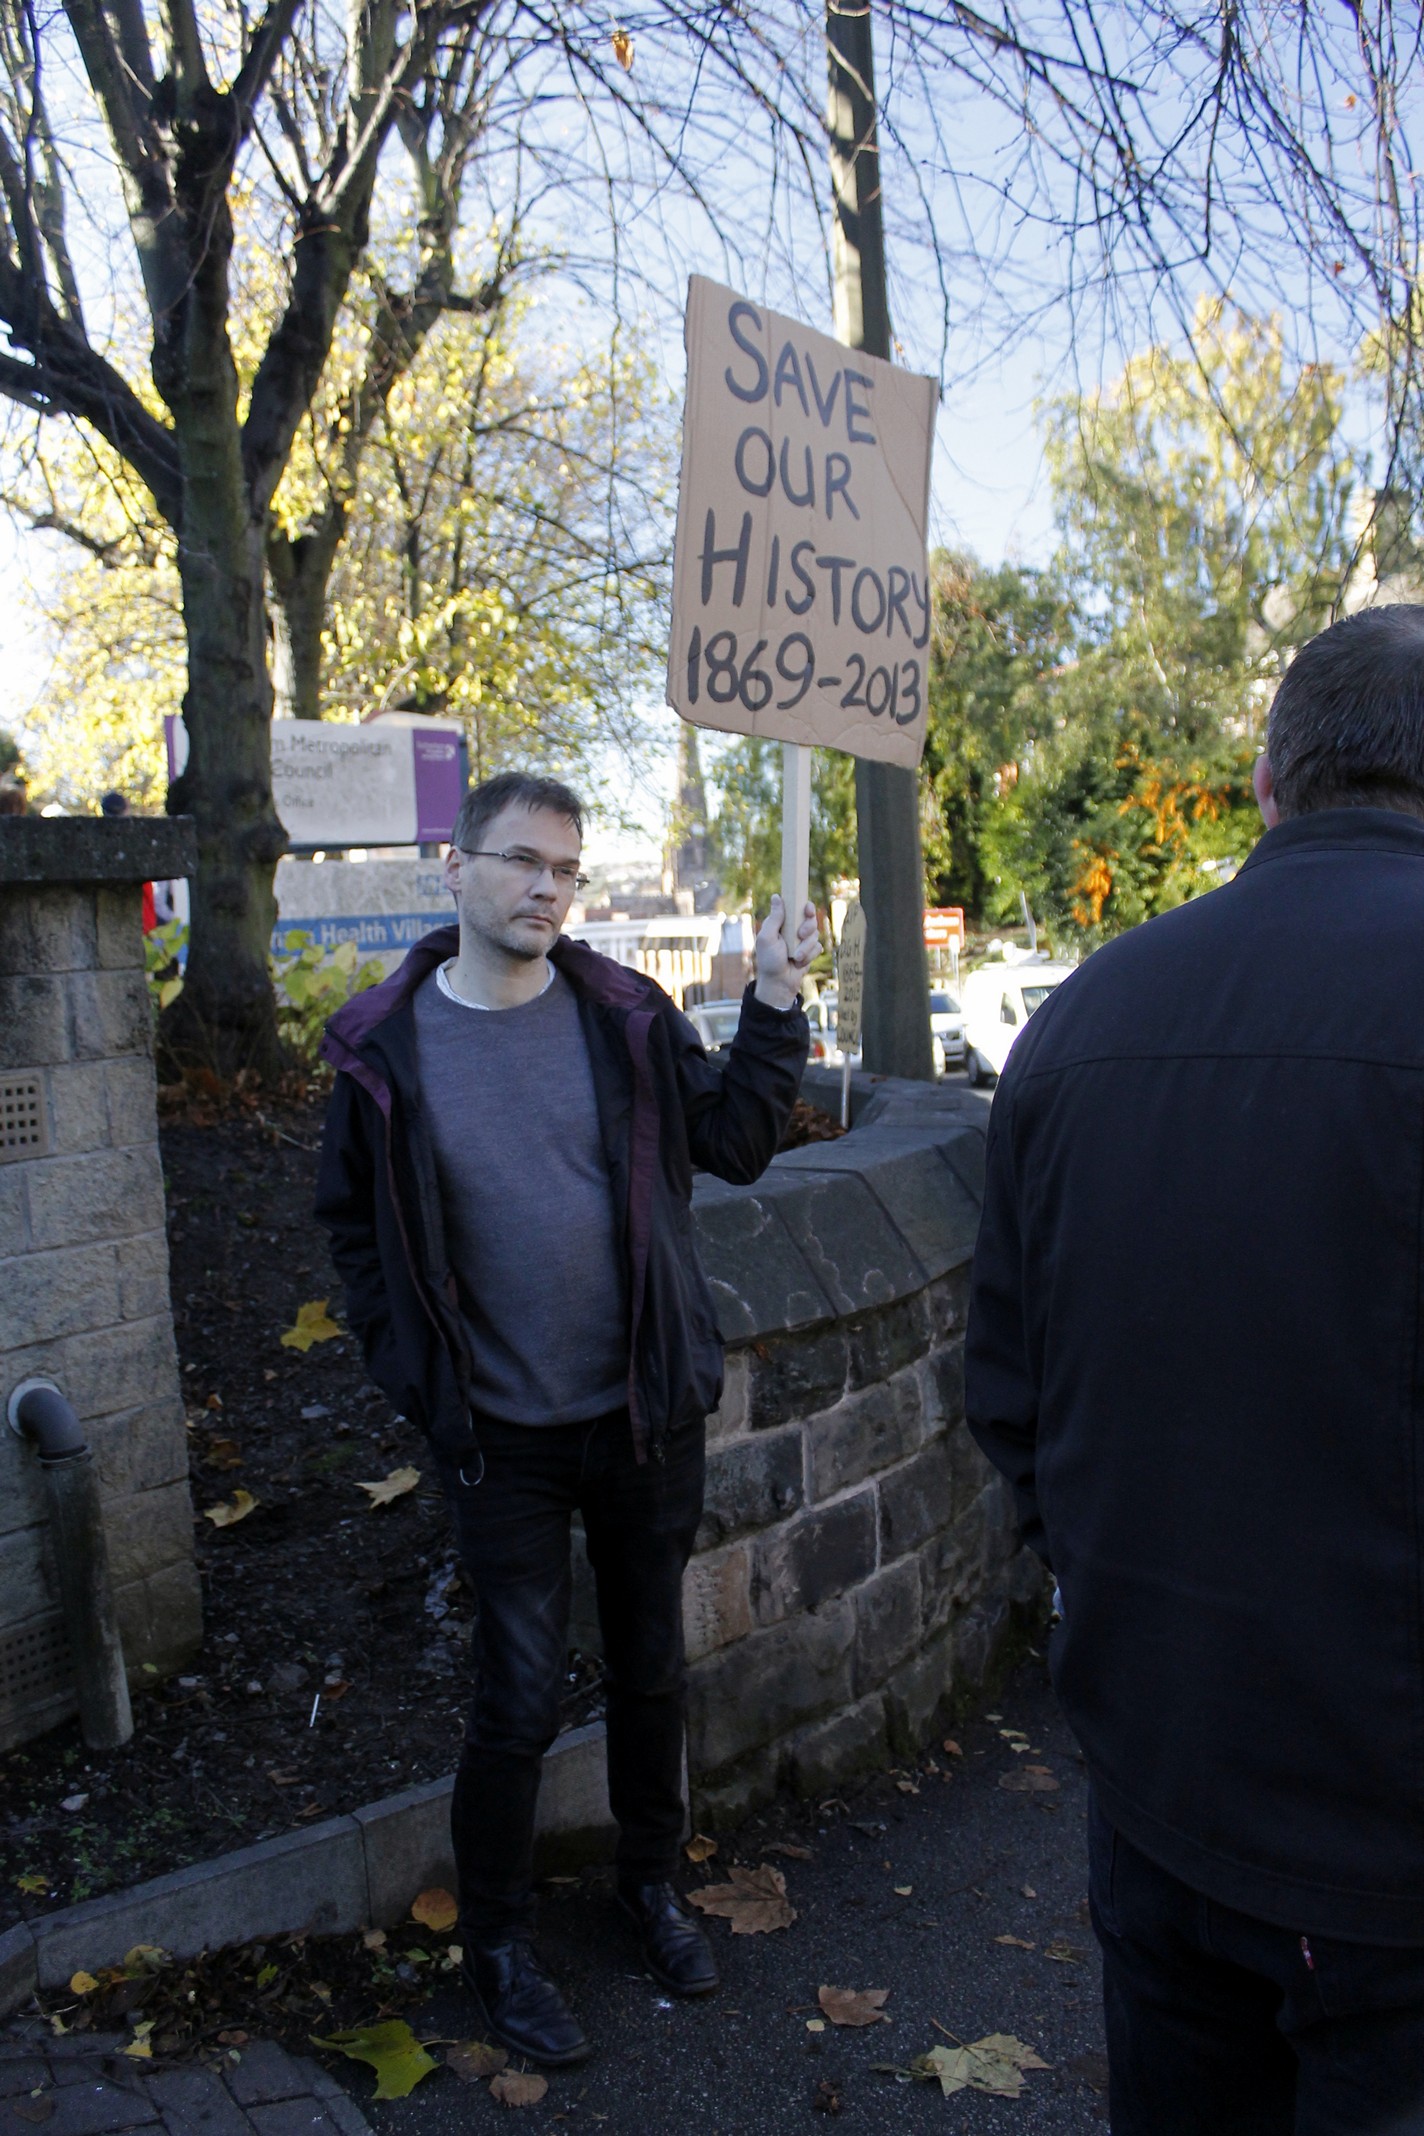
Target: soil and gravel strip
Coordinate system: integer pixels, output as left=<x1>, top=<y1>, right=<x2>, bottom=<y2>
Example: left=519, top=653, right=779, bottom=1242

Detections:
left=0, top=1089, right=840, bottom=1931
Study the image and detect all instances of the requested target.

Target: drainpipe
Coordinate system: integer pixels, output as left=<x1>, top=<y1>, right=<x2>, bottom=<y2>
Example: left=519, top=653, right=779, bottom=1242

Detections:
left=7, top=1378, right=134, bottom=1750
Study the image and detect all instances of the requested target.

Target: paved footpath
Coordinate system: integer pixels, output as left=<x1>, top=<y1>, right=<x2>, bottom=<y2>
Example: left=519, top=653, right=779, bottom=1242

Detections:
left=0, top=2036, right=369, bottom=2136
left=356, top=1658, right=1107, bottom=2135
left=3, top=1660, right=1107, bottom=2135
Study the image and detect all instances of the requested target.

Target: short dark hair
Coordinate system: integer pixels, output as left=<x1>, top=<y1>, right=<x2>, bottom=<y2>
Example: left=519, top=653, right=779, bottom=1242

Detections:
left=1267, top=604, right=1424, bottom=819
left=450, top=772, right=585, bottom=852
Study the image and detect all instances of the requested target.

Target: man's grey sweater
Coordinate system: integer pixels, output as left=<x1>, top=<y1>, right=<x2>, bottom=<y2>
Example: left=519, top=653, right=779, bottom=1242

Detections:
left=412, top=965, right=627, bottom=1423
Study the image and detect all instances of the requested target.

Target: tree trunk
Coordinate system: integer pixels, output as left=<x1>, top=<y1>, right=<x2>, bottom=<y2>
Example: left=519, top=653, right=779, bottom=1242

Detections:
left=159, top=192, right=286, bottom=1079
left=268, top=524, right=344, bottom=721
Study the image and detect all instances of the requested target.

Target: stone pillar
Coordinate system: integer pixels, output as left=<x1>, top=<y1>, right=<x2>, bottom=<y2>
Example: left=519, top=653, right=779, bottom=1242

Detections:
left=0, top=817, right=200, bottom=1750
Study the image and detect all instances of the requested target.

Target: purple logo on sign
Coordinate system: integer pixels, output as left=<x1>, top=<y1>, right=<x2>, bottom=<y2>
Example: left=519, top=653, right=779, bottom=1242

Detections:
left=412, top=731, right=464, bottom=844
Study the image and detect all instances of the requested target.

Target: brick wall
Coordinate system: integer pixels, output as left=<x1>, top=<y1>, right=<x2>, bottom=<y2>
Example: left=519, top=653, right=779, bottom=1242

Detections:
left=0, top=820, right=200, bottom=1749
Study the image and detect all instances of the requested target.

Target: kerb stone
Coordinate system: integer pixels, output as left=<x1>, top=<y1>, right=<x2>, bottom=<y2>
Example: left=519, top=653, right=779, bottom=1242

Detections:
left=355, top=1776, right=455, bottom=1928
left=31, top=1817, right=369, bottom=1988
left=0, top=1920, right=37, bottom=2018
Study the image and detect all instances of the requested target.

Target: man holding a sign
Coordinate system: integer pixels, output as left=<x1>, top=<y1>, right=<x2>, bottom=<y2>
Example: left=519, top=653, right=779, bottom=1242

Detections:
left=316, top=771, right=818, bottom=2067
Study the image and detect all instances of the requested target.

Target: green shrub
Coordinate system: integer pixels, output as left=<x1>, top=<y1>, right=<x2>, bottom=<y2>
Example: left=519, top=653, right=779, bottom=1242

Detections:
left=273, top=930, right=385, bottom=1064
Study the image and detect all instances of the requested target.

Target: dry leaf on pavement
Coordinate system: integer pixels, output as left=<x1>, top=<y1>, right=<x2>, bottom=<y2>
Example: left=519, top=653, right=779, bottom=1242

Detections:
left=998, top=1764, right=1059, bottom=1793
left=445, top=2042, right=508, bottom=2081
left=280, top=1299, right=342, bottom=1351
left=1044, top=1939, right=1086, bottom=1964
left=489, top=2070, right=548, bottom=2106
left=994, top=1935, right=1034, bottom=1950
left=818, top=1985, right=890, bottom=2027
left=355, top=1466, right=420, bottom=1508
left=203, top=1439, right=244, bottom=1470
left=689, top=1863, right=796, bottom=1934
left=203, top=1489, right=258, bottom=1527
left=764, top=1841, right=813, bottom=1861
left=684, top=1834, right=718, bottom=1863
left=942, top=1738, right=963, bottom=1757
left=914, top=2033, right=1050, bottom=2098
left=410, top=1888, right=458, bottom=1933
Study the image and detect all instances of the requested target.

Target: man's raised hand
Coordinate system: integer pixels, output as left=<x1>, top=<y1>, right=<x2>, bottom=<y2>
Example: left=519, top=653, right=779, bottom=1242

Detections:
left=753, top=896, right=821, bottom=1012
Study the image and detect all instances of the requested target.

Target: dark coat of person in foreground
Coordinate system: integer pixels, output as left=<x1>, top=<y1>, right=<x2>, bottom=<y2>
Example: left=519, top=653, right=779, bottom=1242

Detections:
left=968, top=804, right=1424, bottom=1943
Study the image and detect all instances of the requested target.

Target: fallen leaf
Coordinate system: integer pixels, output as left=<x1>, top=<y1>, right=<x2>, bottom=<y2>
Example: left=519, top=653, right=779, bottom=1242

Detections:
left=411, top=1887, right=458, bottom=1934
left=763, top=1841, right=813, bottom=1860
left=68, top=1972, right=98, bottom=1994
left=445, top=2041, right=509, bottom=2081
left=610, top=26, right=634, bottom=69
left=9, top=2099, right=53, bottom=2124
left=893, top=1884, right=913, bottom=1896
left=994, top=1934, right=1035, bottom=1950
left=895, top=1779, right=920, bottom=1795
left=281, top=1299, right=342, bottom=1352
left=489, top=2070, right=549, bottom=2107
left=998, top=1765, right=1059, bottom=1793
left=805, top=2018, right=826, bottom=2033
left=203, top=1439, right=244, bottom=1471
left=204, top=1489, right=259, bottom=1528
left=942, top=1738, right=963, bottom=1757
left=914, top=2033, right=1050, bottom=2099
left=818, top=1985, right=890, bottom=2028
left=59, top=1795, right=88, bottom=1814
left=217, top=2030, right=249, bottom=2046
left=1044, top=1939, right=1085, bottom=1964
left=688, top=1862, right=796, bottom=1935
left=123, top=1945, right=169, bottom=1973
left=812, top=2077, right=842, bottom=2114
left=15, top=1874, right=47, bottom=1895
left=684, top=1833, right=718, bottom=1864
left=355, top=1465, right=421, bottom=1509
left=362, top=1929, right=387, bottom=1951
left=1022, top=1885, right=1037, bottom=1899
left=205, top=1393, right=223, bottom=1411
left=312, top=2021, right=439, bottom=2101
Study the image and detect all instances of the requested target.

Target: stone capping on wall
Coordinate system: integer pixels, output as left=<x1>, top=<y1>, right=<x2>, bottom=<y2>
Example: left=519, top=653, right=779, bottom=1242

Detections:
left=0, top=817, right=196, bottom=886
left=690, top=1075, right=989, bottom=1341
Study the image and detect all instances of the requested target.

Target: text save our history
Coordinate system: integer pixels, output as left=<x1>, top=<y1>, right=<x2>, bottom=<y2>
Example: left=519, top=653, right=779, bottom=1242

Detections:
left=667, top=275, right=939, bottom=770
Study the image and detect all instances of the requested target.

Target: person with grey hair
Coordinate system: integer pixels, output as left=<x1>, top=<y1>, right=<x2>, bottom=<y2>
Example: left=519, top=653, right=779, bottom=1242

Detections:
left=965, top=605, right=1424, bottom=2133
left=315, top=769, right=817, bottom=2067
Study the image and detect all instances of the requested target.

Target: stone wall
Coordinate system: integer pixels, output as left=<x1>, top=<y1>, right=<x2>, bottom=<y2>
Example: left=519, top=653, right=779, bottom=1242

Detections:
left=0, top=818, right=201, bottom=1749
left=569, top=1075, right=1044, bottom=1824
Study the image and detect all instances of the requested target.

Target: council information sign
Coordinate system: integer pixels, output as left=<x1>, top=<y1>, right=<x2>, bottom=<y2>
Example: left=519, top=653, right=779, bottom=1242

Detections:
left=667, top=277, right=938, bottom=769
left=164, top=714, right=464, bottom=847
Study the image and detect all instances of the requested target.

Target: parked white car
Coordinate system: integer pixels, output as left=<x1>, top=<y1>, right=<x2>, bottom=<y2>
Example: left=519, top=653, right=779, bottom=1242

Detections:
left=961, top=960, right=1076, bottom=1085
left=928, top=988, right=966, bottom=1071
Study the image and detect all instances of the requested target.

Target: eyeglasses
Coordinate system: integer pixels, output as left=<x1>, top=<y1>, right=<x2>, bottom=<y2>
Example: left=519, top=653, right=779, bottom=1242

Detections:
left=461, top=847, right=589, bottom=892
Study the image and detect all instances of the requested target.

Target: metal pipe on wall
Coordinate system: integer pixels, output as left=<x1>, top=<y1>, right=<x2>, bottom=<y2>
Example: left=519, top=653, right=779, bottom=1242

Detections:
left=8, top=1378, right=134, bottom=1750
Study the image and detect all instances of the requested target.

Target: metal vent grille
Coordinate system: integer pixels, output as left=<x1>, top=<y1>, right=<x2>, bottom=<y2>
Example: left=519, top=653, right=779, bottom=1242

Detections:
left=0, top=1078, right=49, bottom=1163
left=0, top=1616, right=72, bottom=1734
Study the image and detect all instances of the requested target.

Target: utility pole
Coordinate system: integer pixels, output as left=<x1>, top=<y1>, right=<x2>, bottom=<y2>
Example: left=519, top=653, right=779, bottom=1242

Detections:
left=826, top=0, right=935, bottom=1080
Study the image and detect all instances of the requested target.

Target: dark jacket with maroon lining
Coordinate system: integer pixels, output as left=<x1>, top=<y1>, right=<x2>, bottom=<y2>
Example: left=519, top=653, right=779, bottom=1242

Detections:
left=314, top=925, right=809, bottom=1468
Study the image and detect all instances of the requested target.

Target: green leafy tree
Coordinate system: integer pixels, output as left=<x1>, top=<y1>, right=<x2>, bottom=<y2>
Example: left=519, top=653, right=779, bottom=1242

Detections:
left=711, top=740, right=856, bottom=933
left=921, top=554, right=1073, bottom=919
left=965, top=304, right=1357, bottom=948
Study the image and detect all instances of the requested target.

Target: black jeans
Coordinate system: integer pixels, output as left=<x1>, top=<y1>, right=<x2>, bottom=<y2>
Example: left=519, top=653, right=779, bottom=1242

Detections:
left=440, top=1407, right=705, bottom=1940
left=1089, top=1795, right=1424, bottom=2135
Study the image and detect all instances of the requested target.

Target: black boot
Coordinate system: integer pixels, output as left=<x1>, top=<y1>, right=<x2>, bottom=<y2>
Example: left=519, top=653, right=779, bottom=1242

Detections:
left=462, top=1938, right=591, bottom=2066
left=618, top=1880, right=720, bottom=1997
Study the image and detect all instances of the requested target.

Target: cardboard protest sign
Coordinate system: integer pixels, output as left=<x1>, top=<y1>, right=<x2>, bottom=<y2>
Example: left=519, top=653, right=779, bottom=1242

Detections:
left=667, top=277, right=938, bottom=769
